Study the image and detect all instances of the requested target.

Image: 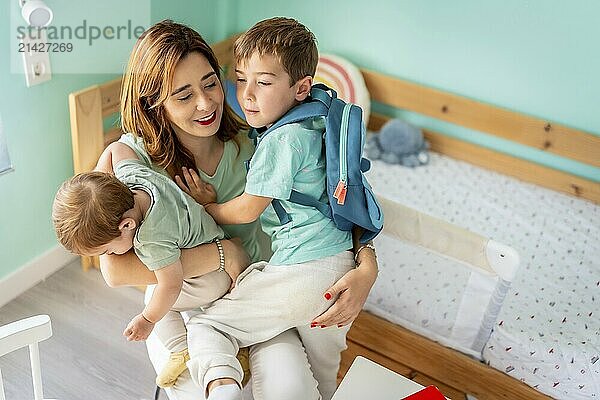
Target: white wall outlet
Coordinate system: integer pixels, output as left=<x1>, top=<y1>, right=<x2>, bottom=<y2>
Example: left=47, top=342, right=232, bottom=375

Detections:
left=20, top=29, right=52, bottom=87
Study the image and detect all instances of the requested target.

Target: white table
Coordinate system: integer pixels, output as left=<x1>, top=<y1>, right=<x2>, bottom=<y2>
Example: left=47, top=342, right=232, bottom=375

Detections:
left=332, top=356, right=435, bottom=400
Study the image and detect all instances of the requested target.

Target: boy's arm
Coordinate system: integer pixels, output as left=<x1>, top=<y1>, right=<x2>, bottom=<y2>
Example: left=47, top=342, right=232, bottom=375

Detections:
left=205, top=192, right=272, bottom=225
left=123, top=260, right=183, bottom=341
left=95, top=142, right=139, bottom=173
left=173, top=167, right=271, bottom=224
left=174, top=167, right=271, bottom=224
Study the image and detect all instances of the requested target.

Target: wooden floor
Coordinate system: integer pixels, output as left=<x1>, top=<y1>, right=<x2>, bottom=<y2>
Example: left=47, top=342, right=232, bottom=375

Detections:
left=339, top=311, right=552, bottom=400
left=2, top=260, right=550, bottom=400
left=0, top=259, right=158, bottom=400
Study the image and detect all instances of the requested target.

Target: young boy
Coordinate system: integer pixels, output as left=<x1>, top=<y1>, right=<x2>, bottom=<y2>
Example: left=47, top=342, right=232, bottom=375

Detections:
left=178, top=17, right=360, bottom=400
left=52, top=141, right=249, bottom=388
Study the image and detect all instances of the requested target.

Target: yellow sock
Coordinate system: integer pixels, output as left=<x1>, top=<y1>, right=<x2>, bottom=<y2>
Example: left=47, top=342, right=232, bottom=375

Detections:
left=156, top=348, right=190, bottom=388
left=237, top=347, right=251, bottom=387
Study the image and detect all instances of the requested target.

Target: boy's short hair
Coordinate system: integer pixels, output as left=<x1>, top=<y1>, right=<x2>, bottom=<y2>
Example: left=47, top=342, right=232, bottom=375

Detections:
left=234, top=17, right=318, bottom=85
left=52, top=172, right=135, bottom=254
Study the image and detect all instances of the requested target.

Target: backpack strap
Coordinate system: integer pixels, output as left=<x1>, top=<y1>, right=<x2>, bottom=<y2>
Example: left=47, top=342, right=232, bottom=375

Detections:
left=246, top=96, right=330, bottom=225
left=288, top=190, right=332, bottom=219
left=271, top=199, right=292, bottom=225
left=248, top=87, right=331, bottom=142
left=242, top=156, right=292, bottom=225
left=263, top=101, right=328, bottom=137
left=270, top=85, right=337, bottom=223
left=310, top=84, right=336, bottom=107
left=270, top=190, right=332, bottom=226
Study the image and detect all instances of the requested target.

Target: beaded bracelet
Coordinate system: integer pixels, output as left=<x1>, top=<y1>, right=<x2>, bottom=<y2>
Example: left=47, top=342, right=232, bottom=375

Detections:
left=214, top=238, right=225, bottom=272
left=354, top=243, right=376, bottom=264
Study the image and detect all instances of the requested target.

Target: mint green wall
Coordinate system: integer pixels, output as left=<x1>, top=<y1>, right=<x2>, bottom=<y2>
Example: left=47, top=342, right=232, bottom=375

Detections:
left=233, top=0, right=600, bottom=181
left=2, top=1, right=598, bottom=280
left=0, top=1, right=235, bottom=279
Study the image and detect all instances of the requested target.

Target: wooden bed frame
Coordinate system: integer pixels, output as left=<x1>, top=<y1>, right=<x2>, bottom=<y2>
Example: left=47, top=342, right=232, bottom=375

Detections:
left=68, top=34, right=600, bottom=400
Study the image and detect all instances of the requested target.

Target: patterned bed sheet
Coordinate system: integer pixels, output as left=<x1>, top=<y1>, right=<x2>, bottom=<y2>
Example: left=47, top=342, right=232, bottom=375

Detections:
left=364, top=154, right=599, bottom=399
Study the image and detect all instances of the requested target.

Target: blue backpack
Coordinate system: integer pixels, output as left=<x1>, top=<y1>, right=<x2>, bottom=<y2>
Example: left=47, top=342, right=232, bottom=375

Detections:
left=247, top=83, right=384, bottom=243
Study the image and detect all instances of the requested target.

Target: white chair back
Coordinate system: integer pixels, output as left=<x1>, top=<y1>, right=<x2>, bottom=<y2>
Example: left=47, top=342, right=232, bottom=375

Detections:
left=0, top=315, right=54, bottom=400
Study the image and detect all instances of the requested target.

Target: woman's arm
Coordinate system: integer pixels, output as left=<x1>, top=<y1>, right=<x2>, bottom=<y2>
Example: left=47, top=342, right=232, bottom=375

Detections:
left=99, top=238, right=249, bottom=287
left=311, top=227, right=378, bottom=327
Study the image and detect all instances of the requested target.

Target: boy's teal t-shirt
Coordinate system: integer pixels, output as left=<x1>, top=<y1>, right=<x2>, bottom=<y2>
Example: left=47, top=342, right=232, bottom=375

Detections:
left=114, top=158, right=224, bottom=271
left=118, top=133, right=267, bottom=263
left=245, top=117, right=353, bottom=265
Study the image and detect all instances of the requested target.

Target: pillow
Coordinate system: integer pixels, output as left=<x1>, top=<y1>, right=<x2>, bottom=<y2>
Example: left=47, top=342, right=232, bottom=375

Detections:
left=314, top=54, right=371, bottom=123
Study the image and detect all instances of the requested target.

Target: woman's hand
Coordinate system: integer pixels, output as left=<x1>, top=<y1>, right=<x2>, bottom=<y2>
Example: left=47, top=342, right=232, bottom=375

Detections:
left=311, top=249, right=378, bottom=328
left=221, top=238, right=251, bottom=290
left=175, top=166, right=217, bottom=205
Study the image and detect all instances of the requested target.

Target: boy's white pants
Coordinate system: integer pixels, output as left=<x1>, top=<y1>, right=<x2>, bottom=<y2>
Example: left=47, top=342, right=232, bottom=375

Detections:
left=186, top=251, right=355, bottom=400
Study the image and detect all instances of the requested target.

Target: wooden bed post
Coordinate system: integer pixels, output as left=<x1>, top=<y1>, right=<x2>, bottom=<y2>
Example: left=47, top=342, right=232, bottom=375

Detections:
left=67, top=77, right=122, bottom=270
left=68, top=85, right=104, bottom=271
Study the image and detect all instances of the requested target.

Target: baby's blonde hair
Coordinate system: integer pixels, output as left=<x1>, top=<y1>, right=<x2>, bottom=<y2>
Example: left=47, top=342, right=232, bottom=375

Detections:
left=52, top=172, right=134, bottom=254
left=234, top=17, right=318, bottom=86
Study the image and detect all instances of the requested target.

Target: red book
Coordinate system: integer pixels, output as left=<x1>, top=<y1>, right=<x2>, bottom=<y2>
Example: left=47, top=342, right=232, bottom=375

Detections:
left=401, top=385, right=446, bottom=399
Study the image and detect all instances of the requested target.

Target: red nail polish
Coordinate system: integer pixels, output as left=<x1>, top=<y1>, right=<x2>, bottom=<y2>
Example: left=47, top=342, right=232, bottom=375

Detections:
left=324, top=292, right=332, bottom=300
left=337, top=324, right=343, bottom=328
left=320, top=324, right=326, bottom=328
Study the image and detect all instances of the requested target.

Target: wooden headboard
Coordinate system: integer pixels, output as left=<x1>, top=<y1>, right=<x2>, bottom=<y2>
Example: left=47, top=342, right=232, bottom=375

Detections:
left=68, top=34, right=599, bottom=270
left=363, top=72, right=600, bottom=203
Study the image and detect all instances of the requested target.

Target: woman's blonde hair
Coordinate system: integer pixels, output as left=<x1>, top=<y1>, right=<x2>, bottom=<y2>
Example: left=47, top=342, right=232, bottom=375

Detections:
left=121, top=20, right=246, bottom=178
left=52, top=172, right=134, bottom=254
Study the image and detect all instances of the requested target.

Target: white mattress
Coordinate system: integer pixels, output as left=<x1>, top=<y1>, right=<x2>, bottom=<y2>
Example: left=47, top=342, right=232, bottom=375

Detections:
left=364, top=154, right=600, bottom=399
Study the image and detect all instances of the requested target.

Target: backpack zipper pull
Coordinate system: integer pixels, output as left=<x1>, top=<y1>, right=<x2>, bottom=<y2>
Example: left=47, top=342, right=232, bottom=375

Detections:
left=334, top=103, right=352, bottom=206
left=334, top=180, right=347, bottom=205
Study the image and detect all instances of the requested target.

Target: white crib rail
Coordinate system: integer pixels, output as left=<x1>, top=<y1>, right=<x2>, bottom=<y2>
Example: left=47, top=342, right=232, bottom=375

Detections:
left=378, top=196, right=519, bottom=282
left=0, top=315, right=53, bottom=400
left=376, top=195, right=520, bottom=355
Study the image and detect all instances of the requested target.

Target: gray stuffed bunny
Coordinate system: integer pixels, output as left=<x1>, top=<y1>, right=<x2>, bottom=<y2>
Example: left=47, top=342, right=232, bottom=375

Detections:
left=365, top=118, right=429, bottom=167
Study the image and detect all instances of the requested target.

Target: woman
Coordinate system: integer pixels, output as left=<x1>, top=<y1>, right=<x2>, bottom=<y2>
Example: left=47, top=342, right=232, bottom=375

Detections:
left=101, top=20, right=378, bottom=400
